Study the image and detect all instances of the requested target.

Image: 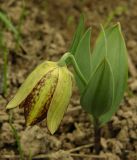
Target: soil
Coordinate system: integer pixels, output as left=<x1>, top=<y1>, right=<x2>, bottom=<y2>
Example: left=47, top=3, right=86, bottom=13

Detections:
left=0, top=0, right=137, bottom=160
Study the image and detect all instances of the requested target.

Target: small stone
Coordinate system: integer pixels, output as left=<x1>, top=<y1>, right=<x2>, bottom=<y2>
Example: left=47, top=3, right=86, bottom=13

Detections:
left=127, top=152, right=137, bottom=160
left=127, top=40, right=137, bottom=49
left=105, top=152, right=121, bottom=160
left=121, top=119, right=127, bottom=126
left=132, top=116, right=137, bottom=125
left=123, top=111, right=133, bottom=118
left=130, top=80, right=137, bottom=91
left=129, top=130, right=137, bottom=139
left=107, top=139, right=123, bottom=155
left=117, top=109, right=123, bottom=117
left=127, top=119, right=134, bottom=129
left=0, top=112, right=9, bottom=122
left=117, top=127, right=129, bottom=142
left=101, top=138, right=107, bottom=149
left=55, top=33, right=65, bottom=46
left=0, top=123, right=15, bottom=144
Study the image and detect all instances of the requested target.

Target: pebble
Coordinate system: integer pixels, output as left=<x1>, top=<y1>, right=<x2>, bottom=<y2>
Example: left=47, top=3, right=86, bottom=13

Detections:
left=129, top=130, right=137, bottom=139
left=117, top=127, right=129, bottom=142
left=127, top=40, right=137, bottom=49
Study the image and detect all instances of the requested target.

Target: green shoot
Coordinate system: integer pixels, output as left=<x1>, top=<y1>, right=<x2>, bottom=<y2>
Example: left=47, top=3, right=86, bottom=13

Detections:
left=69, top=15, right=85, bottom=54
left=0, top=31, right=8, bottom=96
left=0, top=11, right=20, bottom=43
left=0, top=2, right=26, bottom=95
left=9, top=112, right=24, bottom=160
left=28, top=151, right=32, bottom=160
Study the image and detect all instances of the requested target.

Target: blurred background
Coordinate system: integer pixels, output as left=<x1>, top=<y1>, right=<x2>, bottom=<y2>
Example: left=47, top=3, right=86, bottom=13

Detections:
left=0, top=0, right=137, bottom=160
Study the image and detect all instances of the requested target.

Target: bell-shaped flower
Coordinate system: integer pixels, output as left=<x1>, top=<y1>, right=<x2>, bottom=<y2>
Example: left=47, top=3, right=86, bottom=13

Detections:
left=6, top=61, right=72, bottom=134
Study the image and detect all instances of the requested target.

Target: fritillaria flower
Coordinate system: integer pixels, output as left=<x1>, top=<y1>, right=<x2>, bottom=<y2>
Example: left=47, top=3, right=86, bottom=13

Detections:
left=7, top=61, right=72, bottom=134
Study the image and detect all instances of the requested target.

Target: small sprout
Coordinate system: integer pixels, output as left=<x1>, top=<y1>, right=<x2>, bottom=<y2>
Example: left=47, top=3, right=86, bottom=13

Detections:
left=6, top=15, right=128, bottom=155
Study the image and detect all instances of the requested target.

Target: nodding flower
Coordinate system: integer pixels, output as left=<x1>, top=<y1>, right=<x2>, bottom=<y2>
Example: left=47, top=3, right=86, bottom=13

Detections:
left=6, top=61, right=72, bottom=134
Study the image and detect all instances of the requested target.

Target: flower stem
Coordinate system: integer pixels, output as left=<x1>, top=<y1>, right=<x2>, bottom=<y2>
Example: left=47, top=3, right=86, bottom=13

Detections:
left=58, top=52, right=70, bottom=67
left=94, top=118, right=101, bottom=154
left=58, top=52, right=87, bottom=87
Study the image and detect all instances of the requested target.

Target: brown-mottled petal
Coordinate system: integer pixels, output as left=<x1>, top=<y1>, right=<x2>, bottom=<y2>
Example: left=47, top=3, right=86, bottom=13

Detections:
left=20, top=69, right=58, bottom=125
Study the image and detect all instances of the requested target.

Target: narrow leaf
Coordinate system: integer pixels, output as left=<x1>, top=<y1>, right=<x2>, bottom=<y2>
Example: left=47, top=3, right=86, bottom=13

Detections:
left=90, top=26, right=107, bottom=71
left=0, top=11, right=20, bottom=41
left=74, top=28, right=92, bottom=93
left=69, top=15, right=85, bottom=54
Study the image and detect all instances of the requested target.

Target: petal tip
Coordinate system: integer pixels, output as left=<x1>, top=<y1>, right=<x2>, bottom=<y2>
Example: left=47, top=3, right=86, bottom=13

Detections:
left=47, top=122, right=57, bottom=135
left=48, top=128, right=56, bottom=135
left=6, top=103, right=16, bottom=110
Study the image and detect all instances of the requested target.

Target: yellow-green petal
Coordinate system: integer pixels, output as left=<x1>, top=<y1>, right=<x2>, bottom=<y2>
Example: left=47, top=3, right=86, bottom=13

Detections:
left=26, top=68, right=59, bottom=126
left=47, top=66, right=72, bottom=134
left=6, top=61, right=57, bottom=109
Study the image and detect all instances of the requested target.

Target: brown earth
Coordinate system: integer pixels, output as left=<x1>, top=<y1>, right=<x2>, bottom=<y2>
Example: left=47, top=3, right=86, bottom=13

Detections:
left=0, top=0, right=137, bottom=160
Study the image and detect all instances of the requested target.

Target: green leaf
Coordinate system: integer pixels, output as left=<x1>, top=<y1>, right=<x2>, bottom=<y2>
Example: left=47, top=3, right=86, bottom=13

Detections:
left=0, top=11, right=20, bottom=41
left=6, top=61, right=57, bottom=109
left=74, top=28, right=92, bottom=93
left=69, top=15, right=85, bottom=54
left=81, top=58, right=114, bottom=119
left=90, top=26, right=107, bottom=70
left=100, top=24, right=128, bottom=124
left=90, top=23, right=128, bottom=124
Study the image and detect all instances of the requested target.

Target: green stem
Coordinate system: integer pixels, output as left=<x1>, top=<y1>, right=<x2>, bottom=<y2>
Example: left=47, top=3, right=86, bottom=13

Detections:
left=58, top=52, right=87, bottom=87
left=58, top=52, right=70, bottom=66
